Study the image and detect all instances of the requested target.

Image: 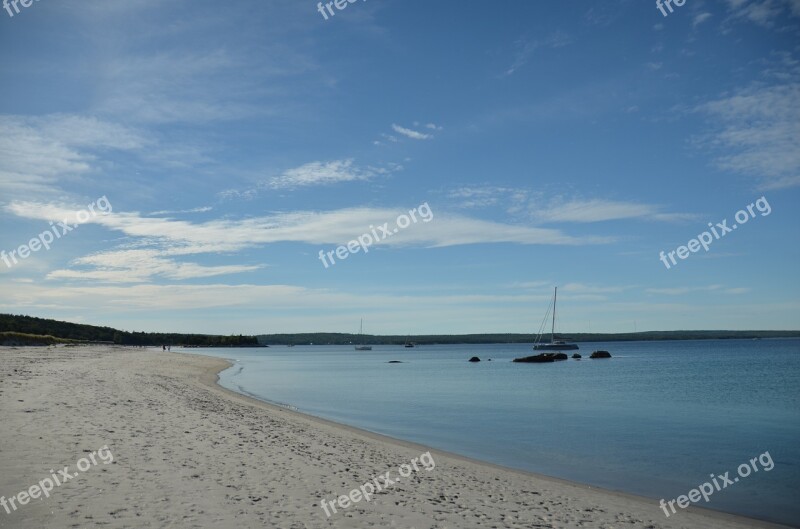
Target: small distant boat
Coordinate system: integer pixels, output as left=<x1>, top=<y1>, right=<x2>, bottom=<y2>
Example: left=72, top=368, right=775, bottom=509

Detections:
left=533, top=287, right=579, bottom=351
left=354, top=319, right=372, bottom=351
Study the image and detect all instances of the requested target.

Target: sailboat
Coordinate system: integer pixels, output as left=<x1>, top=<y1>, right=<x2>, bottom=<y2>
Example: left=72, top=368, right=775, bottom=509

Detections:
left=354, top=319, right=372, bottom=351
left=533, top=286, right=579, bottom=351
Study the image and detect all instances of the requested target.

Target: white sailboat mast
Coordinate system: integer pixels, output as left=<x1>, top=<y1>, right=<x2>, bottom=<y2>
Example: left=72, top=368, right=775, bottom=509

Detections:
left=552, top=287, right=557, bottom=343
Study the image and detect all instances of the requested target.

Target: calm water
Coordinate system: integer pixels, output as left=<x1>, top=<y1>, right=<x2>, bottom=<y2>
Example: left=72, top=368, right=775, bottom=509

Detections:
left=193, top=339, right=800, bottom=526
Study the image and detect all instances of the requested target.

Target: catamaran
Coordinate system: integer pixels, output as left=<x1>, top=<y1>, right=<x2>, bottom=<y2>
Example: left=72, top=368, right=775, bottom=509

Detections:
left=354, top=319, right=372, bottom=351
left=533, top=286, right=579, bottom=351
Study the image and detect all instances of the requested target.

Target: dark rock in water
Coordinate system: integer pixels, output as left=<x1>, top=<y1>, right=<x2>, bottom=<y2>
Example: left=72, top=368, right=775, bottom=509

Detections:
left=590, top=350, right=612, bottom=359
left=468, top=356, right=481, bottom=362
left=387, top=360, right=403, bottom=363
left=572, top=353, right=582, bottom=359
left=513, top=353, right=568, bottom=363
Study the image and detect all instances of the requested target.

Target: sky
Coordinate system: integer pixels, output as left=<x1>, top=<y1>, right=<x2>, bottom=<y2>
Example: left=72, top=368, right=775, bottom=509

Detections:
left=1, top=0, right=799, bottom=335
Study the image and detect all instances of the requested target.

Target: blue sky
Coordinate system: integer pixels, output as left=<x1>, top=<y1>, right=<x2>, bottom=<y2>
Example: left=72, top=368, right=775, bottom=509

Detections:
left=1, top=0, right=798, bottom=334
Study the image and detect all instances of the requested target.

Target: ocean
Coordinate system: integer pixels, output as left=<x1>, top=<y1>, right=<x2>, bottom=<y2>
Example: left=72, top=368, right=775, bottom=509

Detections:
left=193, top=339, right=800, bottom=526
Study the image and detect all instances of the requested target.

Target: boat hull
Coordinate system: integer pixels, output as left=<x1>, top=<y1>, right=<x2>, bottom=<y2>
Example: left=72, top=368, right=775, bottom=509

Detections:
left=533, top=343, right=579, bottom=351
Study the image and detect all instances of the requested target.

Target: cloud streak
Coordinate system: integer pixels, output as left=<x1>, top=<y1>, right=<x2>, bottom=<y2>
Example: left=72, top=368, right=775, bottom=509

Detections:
left=5, top=200, right=614, bottom=282
left=391, top=124, right=433, bottom=140
left=447, top=187, right=699, bottom=223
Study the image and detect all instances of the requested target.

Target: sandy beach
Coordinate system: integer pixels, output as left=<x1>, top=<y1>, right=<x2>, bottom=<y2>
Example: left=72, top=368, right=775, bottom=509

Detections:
left=0, top=346, right=790, bottom=529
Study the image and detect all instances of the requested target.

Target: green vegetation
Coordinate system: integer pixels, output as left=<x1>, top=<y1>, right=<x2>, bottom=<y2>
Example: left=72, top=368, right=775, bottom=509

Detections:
left=0, top=331, right=84, bottom=346
left=259, top=330, right=800, bottom=346
left=0, top=314, right=261, bottom=347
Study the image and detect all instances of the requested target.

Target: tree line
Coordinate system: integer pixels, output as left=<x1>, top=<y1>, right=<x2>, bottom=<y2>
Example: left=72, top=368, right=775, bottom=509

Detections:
left=0, top=314, right=261, bottom=347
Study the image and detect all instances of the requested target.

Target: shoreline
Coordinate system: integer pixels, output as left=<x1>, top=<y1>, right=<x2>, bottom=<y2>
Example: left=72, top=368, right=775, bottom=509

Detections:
left=1, top=345, right=793, bottom=528
left=192, top=349, right=790, bottom=528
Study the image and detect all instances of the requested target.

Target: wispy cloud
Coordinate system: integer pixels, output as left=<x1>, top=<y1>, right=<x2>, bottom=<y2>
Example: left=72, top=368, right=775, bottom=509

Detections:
left=693, top=12, right=713, bottom=26
left=447, top=187, right=699, bottom=224
left=219, top=159, right=399, bottom=198
left=94, top=48, right=301, bottom=124
left=268, top=159, right=379, bottom=189
left=447, top=186, right=524, bottom=209
left=149, top=206, right=213, bottom=216
left=533, top=198, right=701, bottom=224
left=561, top=283, right=634, bottom=295
left=5, top=200, right=615, bottom=283
left=0, top=114, right=146, bottom=197
left=696, top=82, right=800, bottom=189
left=646, top=285, right=750, bottom=295
left=48, top=249, right=261, bottom=283
left=723, top=0, right=800, bottom=27
left=391, top=124, right=433, bottom=140
left=504, top=31, right=572, bottom=76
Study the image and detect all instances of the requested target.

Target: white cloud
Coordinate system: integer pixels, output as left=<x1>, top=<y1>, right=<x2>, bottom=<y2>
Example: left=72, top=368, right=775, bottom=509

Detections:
left=47, top=249, right=261, bottom=283
left=148, top=206, right=213, bottom=216
left=697, top=82, right=800, bottom=189
left=0, top=114, right=146, bottom=197
left=693, top=12, right=713, bottom=26
left=268, top=159, right=377, bottom=189
left=95, top=50, right=268, bottom=124
left=723, top=0, right=799, bottom=27
left=6, top=200, right=614, bottom=265
left=219, top=159, right=398, bottom=198
left=391, top=124, right=433, bottom=140
left=3, top=195, right=616, bottom=284
left=646, top=285, right=750, bottom=295
left=447, top=186, right=520, bottom=208
left=532, top=198, right=693, bottom=224
left=447, top=186, right=699, bottom=224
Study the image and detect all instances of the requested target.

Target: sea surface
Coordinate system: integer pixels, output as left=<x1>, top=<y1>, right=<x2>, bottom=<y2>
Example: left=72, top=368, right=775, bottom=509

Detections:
left=191, top=339, right=800, bottom=526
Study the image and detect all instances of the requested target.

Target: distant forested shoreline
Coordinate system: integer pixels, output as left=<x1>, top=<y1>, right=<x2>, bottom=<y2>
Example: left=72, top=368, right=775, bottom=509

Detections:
left=2, top=314, right=797, bottom=347
left=258, top=330, right=800, bottom=345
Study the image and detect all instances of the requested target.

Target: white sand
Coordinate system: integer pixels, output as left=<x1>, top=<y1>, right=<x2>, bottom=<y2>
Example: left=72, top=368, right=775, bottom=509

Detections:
left=0, top=346, right=789, bottom=528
